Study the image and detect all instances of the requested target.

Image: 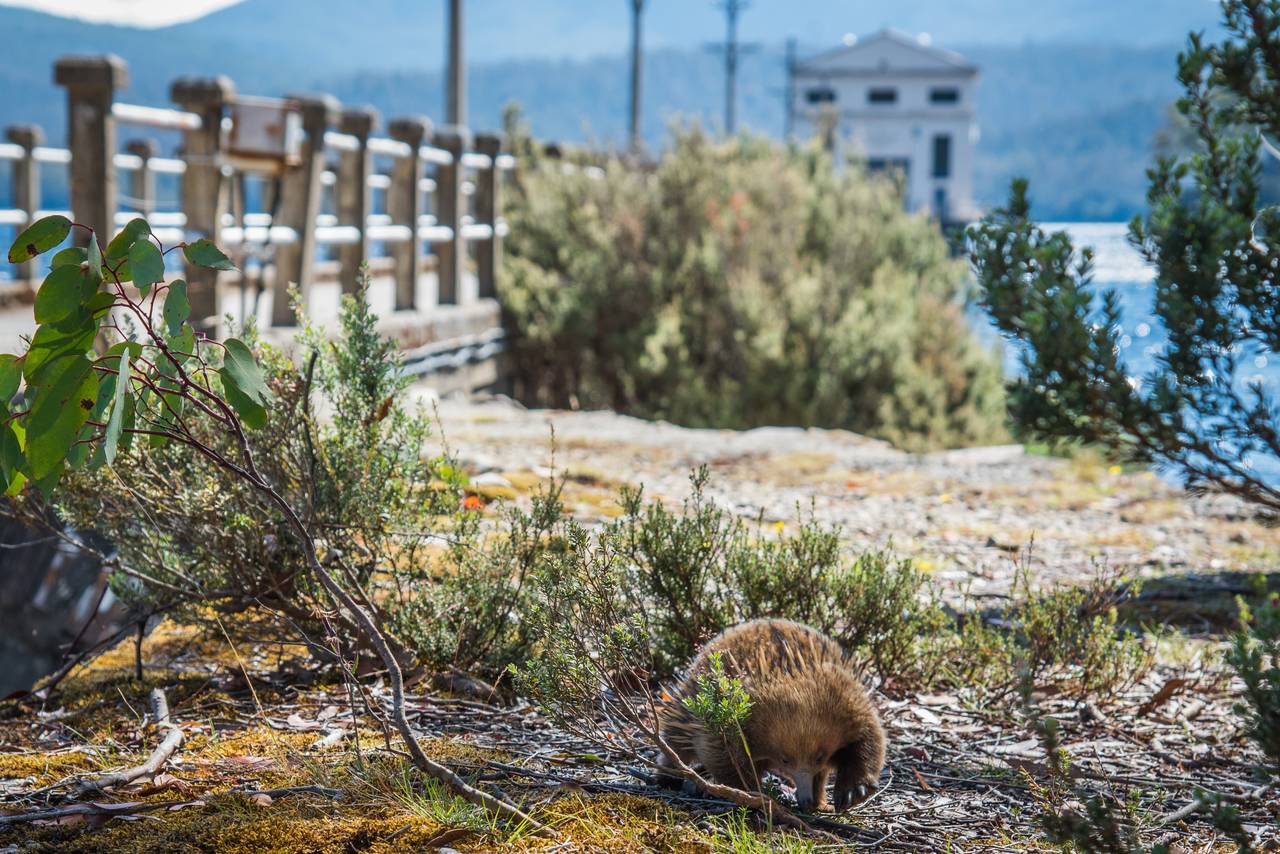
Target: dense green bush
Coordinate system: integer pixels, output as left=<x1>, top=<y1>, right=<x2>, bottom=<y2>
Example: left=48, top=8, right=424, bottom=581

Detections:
left=501, top=122, right=1007, bottom=452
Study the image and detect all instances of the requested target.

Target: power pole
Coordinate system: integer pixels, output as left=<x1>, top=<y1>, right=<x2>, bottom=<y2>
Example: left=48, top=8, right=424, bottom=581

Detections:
left=707, top=0, right=758, bottom=135
left=629, top=0, right=645, bottom=154
left=784, top=37, right=797, bottom=142
left=446, top=0, right=466, bottom=127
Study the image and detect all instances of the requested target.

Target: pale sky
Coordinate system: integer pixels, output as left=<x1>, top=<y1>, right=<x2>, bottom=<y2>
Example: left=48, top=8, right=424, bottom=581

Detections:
left=0, top=0, right=241, bottom=27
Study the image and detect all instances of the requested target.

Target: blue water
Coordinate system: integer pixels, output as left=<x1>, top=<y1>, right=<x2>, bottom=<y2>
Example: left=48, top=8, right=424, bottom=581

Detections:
left=986, top=221, right=1280, bottom=488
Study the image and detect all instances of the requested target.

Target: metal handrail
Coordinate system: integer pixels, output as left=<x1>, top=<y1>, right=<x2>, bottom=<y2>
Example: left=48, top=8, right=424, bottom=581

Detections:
left=367, top=137, right=413, bottom=159
left=112, top=102, right=202, bottom=132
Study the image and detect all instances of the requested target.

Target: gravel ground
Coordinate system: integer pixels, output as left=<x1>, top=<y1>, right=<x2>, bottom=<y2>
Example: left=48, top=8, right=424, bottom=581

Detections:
left=426, top=394, right=1280, bottom=605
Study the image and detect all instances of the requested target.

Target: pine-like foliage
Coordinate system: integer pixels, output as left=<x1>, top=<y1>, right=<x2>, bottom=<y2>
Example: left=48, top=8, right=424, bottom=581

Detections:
left=969, top=0, right=1280, bottom=512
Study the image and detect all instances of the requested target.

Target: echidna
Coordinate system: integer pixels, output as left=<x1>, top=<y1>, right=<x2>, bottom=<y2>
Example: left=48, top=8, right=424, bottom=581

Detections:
left=657, top=618, right=886, bottom=811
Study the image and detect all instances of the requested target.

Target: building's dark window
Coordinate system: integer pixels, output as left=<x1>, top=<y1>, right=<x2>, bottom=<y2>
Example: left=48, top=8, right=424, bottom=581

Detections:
left=935, top=187, right=949, bottom=220
left=929, top=87, right=960, bottom=105
left=867, top=157, right=910, bottom=176
left=932, top=134, right=952, bottom=178
left=806, top=87, right=836, bottom=105
left=867, top=87, right=898, bottom=105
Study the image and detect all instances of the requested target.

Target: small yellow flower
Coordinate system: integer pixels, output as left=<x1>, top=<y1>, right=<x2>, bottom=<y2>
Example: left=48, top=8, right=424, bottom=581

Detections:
left=939, top=493, right=952, bottom=503
left=772, top=520, right=785, bottom=533
left=1108, top=465, right=1123, bottom=476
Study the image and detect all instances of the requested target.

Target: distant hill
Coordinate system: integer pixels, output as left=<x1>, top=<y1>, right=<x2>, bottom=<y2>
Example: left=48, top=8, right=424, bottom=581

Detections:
left=0, top=2, right=1199, bottom=219
left=160, top=0, right=1226, bottom=65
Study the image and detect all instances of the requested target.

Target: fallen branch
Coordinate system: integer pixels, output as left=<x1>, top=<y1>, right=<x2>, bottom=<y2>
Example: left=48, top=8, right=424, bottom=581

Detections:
left=1158, top=782, right=1275, bottom=827
left=0, top=785, right=348, bottom=827
left=71, top=688, right=183, bottom=797
left=0, top=799, right=183, bottom=826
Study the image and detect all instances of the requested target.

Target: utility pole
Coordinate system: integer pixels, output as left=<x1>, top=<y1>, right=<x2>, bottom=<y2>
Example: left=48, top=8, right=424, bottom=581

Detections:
left=629, top=0, right=645, bottom=154
left=446, top=0, right=465, bottom=127
left=707, top=0, right=758, bottom=136
left=784, top=37, right=797, bottom=142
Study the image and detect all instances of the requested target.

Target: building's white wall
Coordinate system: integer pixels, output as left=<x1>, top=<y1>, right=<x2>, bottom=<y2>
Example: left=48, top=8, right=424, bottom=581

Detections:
left=791, top=37, right=979, bottom=222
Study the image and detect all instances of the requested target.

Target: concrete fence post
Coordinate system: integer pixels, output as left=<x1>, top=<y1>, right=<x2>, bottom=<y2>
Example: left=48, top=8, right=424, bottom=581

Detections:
left=273, top=94, right=337, bottom=326
left=54, top=55, right=127, bottom=248
left=124, top=138, right=156, bottom=220
left=5, top=125, right=43, bottom=284
left=387, top=116, right=431, bottom=311
left=473, top=132, right=503, bottom=301
left=170, top=75, right=234, bottom=327
left=337, top=106, right=378, bottom=293
left=432, top=126, right=470, bottom=306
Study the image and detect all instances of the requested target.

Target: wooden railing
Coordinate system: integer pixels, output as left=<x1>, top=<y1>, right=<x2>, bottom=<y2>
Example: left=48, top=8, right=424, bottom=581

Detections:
left=0, top=55, right=512, bottom=331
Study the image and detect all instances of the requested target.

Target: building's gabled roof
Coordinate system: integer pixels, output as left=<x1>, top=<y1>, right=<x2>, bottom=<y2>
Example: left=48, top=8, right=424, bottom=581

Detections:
left=795, top=28, right=978, bottom=77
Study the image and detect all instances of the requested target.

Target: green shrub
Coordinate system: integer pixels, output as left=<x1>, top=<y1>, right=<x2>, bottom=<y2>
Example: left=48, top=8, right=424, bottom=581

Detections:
left=950, top=565, right=1153, bottom=699
left=605, top=468, right=948, bottom=687
left=502, top=120, right=1007, bottom=452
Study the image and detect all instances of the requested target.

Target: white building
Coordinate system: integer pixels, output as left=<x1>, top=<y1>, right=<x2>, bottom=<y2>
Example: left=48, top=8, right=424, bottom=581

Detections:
left=789, top=29, right=979, bottom=223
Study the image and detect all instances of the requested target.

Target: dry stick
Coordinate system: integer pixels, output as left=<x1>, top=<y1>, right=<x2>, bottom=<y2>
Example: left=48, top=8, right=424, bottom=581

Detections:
left=71, top=688, right=183, bottom=797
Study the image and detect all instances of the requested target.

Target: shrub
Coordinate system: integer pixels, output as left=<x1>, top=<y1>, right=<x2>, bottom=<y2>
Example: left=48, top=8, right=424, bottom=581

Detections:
left=502, top=120, right=1007, bottom=452
left=605, top=468, right=948, bottom=687
left=950, top=564, right=1153, bottom=699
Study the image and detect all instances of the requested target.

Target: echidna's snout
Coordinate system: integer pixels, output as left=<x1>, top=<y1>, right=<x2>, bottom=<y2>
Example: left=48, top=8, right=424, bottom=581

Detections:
left=775, top=764, right=821, bottom=810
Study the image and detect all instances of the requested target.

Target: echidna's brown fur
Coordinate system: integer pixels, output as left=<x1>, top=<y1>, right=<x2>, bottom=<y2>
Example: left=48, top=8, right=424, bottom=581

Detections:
left=657, top=619, right=886, bottom=811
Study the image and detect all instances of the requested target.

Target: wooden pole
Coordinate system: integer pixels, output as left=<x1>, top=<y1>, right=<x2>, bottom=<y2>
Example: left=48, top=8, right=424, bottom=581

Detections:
left=124, top=138, right=157, bottom=220
left=5, top=125, right=43, bottom=284
left=54, top=55, right=127, bottom=248
left=336, top=106, right=378, bottom=293
left=273, top=94, right=337, bottom=326
left=170, top=75, right=235, bottom=328
left=473, top=132, right=503, bottom=300
left=431, top=126, right=469, bottom=306
left=386, top=116, right=431, bottom=312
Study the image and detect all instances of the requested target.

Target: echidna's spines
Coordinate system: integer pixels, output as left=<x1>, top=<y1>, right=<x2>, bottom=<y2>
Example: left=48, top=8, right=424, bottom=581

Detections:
left=656, top=618, right=887, bottom=811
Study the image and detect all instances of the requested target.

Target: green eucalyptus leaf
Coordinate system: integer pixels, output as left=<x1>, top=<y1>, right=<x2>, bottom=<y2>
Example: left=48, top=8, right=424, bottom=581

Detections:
left=24, top=319, right=96, bottom=381
left=163, top=280, right=190, bottom=336
left=102, top=349, right=130, bottom=466
left=24, top=354, right=98, bottom=480
left=8, top=215, right=71, bottom=264
left=50, top=247, right=87, bottom=269
left=220, top=338, right=269, bottom=406
left=86, top=235, right=104, bottom=291
left=34, top=264, right=89, bottom=324
left=0, top=423, right=24, bottom=493
left=107, top=218, right=151, bottom=261
left=33, top=465, right=63, bottom=499
left=129, top=238, right=165, bottom=291
left=0, top=356, right=22, bottom=402
left=85, top=292, right=117, bottom=318
left=183, top=239, right=236, bottom=271
left=222, top=377, right=267, bottom=429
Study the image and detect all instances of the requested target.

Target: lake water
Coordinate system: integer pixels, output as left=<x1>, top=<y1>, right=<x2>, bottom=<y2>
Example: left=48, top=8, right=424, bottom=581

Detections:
left=989, top=221, right=1280, bottom=487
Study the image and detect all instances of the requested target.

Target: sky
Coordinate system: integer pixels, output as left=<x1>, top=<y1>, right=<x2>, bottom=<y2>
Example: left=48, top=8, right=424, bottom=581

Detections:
left=0, top=0, right=239, bottom=26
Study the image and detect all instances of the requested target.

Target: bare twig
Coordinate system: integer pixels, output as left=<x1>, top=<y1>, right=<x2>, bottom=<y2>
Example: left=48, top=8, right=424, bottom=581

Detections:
left=70, top=688, right=183, bottom=797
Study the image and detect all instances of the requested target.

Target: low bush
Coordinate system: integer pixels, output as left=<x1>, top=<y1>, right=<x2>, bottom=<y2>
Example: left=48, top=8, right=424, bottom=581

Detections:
left=950, top=564, right=1153, bottom=699
left=502, top=118, right=1007, bottom=452
left=605, top=468, right=948, bottom=687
